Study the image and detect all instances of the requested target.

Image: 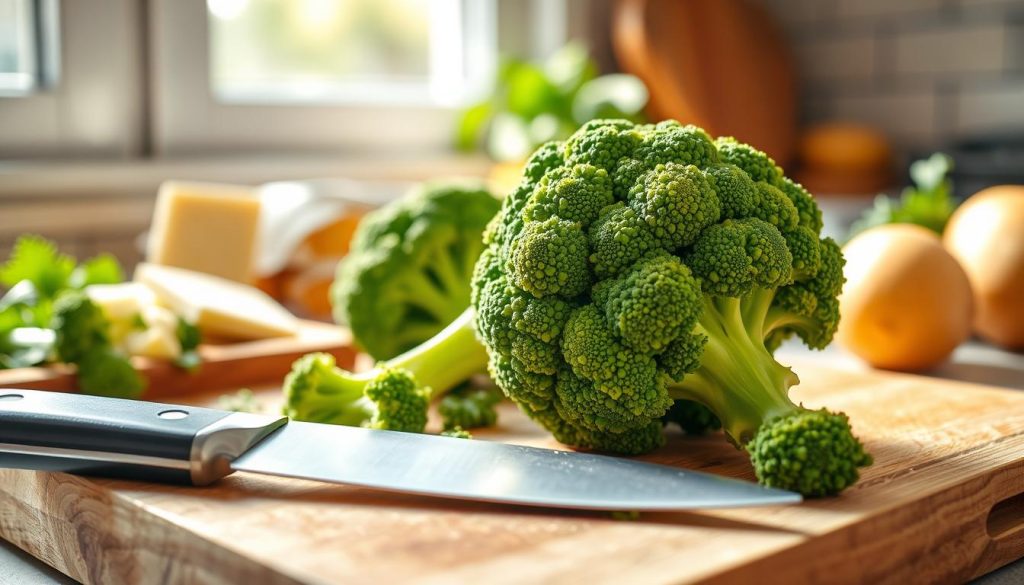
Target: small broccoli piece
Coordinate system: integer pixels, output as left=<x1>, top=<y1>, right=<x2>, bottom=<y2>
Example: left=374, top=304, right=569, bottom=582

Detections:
left=332, top=180, right=500, bottom=360
left=49, top=289, right=145, bottom=398
left=440, top=427, right=473, bottom=439
left=285, top=311, right=486, bottom=433
left=283, top=353, right=428, bottom=432
left=217, top=389, right=260, bottom=413
left=662, top=400, right=721, bottom=435
left=50, top=290, right=110, bottom=363
left=439, top=385, right=501, bottom=430
left=76, top=347, right=145, bottom=399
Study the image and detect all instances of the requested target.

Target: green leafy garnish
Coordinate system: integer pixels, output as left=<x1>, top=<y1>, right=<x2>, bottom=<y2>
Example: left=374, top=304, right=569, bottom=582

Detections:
left=0, top=236, right=75, bottom=298
left=174, top=317, right=202, bottom=371
left=849, top=153, right=957, bottom=239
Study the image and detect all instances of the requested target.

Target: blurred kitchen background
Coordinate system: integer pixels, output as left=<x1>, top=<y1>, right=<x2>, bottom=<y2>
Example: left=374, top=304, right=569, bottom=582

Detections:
left=0, top=0, right=1022, bottom=300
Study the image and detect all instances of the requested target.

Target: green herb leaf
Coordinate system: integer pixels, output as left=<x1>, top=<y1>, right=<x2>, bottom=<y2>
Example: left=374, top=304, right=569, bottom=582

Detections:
left=70, top=253, right=125, bottom=288
left=0, top=235, right=75, bottom=298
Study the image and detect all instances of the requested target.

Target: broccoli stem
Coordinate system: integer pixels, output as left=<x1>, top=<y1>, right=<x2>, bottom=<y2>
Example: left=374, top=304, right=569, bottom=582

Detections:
left=378, top=308, right=487, bottom=400
left=399, top=267, right=468, bottom=325
left=668, top=295, right=799, bottom=446
left=293, top=369, right=376, bottom=425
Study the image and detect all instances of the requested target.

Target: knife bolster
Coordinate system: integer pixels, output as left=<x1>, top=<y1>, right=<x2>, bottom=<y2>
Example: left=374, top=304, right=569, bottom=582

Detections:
left=0, top=389, right=285, bottom=485
left=190, top=412, right=287, bottom=485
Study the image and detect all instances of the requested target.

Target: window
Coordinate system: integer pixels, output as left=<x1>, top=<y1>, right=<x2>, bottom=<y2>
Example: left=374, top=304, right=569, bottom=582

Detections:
left=150, top=0, right=499, bottom=154
left=0, top=0, right=36, bottom=94
left=0, top=0, right=56, bottom=96
left=0, top=0, right=578, bottom=158
left=208, top=0, right=490, bottom=106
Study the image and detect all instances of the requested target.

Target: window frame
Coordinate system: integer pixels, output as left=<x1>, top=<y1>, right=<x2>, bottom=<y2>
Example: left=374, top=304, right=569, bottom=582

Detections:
left=0, top=0, right=144, bottom=159
left=150, top=0, right=506, bottom=156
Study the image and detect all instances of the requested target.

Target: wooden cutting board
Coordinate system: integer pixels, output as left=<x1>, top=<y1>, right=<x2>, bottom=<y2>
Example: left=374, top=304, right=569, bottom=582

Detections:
left=2, top=361, right=1024, bottom=584
left=0, top=320, right=355, bottom=399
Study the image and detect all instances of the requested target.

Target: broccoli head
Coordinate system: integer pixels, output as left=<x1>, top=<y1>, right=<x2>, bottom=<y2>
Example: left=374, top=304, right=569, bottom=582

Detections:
left=332, top=180, right=500, bottom=360
left=76, top=347, right=146, bottom=399
left=51, top=290, right=110, bottom=363
left=295, top=121, right=872, bottom=496
left=50, top=290, right=146, bottom=398
left=466, top=120, right=869, bottom=495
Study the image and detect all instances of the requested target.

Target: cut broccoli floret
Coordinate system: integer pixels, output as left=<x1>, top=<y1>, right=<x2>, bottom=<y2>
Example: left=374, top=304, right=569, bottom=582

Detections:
left=283, top=353, right=428, bottom=432
left=439, top=385, right=501, bottom=431
left=51, top=290, right=110, bottom=363
left=76, top=347, right=146, bottom=399
left=284, top=311, right=486, bottom=433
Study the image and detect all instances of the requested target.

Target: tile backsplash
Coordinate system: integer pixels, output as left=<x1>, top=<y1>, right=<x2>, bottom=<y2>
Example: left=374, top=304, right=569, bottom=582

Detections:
left=763, top=0, right=1024, bottom=157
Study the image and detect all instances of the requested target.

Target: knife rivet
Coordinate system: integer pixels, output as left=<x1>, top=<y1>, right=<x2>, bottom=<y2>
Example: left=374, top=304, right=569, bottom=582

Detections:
left=0, top=394, right=23, bottom=402
left=158, top=409, right=189, bottom=420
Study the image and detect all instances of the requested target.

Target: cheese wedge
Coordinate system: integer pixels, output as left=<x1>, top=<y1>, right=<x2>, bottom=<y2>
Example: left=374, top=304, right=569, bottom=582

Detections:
left=147, top=181, right=261, bottom=283
left=85, top=282, right=158, bottom=321
left=135, top=263, right=298, bottom=340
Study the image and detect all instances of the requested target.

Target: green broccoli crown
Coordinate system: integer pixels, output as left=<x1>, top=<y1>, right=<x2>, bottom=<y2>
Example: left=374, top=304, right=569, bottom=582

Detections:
left=76, top=347, right=146, bottom=399
left=282, top=352, right=428, bottom=433
left=332, top=180, right=500, bottom=360
left=51, top=290, right=110, bottom=363
left=471, top=119, right=869, bottom=495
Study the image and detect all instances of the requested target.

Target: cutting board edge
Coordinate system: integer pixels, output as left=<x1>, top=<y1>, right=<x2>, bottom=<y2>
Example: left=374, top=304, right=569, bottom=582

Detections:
left=0, top=470, right=309, bottom=585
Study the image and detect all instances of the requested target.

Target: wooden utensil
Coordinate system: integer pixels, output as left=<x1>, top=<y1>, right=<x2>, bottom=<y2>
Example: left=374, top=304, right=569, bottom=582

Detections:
left=613, top=0, right=798, bottom=167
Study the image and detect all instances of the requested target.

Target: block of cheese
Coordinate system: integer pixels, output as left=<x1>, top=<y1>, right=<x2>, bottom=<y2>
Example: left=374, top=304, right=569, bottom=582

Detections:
left=135, top=263, right=298, bottom=340
left=147, top=181, right=261, bottom=283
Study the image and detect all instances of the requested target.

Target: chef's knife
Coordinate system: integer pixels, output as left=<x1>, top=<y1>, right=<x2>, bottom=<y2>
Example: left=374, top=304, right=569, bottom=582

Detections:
left=0, top=389, right=801, bottom=510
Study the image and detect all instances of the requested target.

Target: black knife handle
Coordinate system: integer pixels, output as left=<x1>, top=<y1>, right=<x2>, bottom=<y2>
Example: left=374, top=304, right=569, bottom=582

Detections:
left=0, top=389, right=286, bottom=485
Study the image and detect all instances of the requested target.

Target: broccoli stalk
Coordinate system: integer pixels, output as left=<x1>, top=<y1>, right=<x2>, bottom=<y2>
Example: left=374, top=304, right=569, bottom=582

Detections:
left=284, top=310, right=488, bottom=432
left=667, top=293, right=871, bottom=496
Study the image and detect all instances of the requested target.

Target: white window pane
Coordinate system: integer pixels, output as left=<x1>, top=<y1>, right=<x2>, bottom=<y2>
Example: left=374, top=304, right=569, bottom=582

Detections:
left=208, top=0, right=487, bottom=105
left=0, top=0, right=37, bottom=94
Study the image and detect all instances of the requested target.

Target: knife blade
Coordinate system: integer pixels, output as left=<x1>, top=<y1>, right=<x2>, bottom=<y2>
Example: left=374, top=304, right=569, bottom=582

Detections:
left=0, top=389, right=800, bottom=510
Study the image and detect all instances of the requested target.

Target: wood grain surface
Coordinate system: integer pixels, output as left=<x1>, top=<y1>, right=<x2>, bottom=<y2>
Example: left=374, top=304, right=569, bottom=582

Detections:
left=2, top=361, right=1024, bottom=584
left=0, top=320, right=355, bottom=398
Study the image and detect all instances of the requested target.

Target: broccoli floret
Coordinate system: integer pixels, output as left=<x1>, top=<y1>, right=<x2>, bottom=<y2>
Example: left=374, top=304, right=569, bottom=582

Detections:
left=316, top=120, right=871, bottom=496
left=440, top=427, right=473, bottom=439
left=49, top=290, right=145, bottom=397
left=284, top=311, right=486, bottom=432
left=76, top=347, right=146, bottom=399
left=51, top=290, right=110, bottom=363
left=283, top=353, right=429, bottom=432
left=332, top=180, right=500, bottom=360
left=439, top=385, right=501, bottom=431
